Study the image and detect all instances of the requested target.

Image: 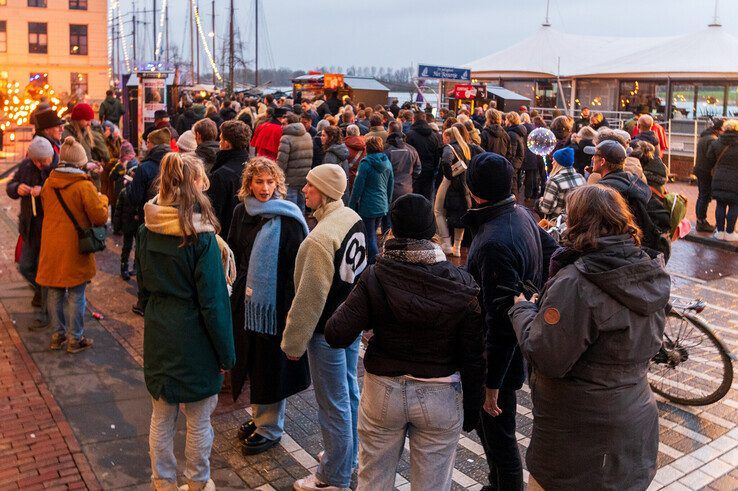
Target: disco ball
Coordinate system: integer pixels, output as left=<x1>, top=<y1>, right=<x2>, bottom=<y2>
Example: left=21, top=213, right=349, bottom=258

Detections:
left=527, top=127, right=557, bottom=156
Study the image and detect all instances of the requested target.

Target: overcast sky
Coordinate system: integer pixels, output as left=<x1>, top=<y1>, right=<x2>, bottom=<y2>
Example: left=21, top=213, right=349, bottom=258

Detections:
left=119, top=0, right=738, bottom=71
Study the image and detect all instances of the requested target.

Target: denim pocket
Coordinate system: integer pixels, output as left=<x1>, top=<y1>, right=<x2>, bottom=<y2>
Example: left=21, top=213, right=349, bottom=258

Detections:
left=361, top=374, right=392, bottom=423
left=415, top=383, right=462, bottom=431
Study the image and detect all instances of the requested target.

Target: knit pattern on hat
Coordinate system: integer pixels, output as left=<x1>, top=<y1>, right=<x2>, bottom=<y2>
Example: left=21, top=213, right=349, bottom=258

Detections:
left=177, top=130, right=197, bottom=153
left=59, top=136, right=88, bottom=166
left=306, top=164, right=346, bottom=201
left=148, top=127, right=171, bottom=146
left=28, top=136, right=54, bottom=160
left=70, top=103, right=94, bottom=121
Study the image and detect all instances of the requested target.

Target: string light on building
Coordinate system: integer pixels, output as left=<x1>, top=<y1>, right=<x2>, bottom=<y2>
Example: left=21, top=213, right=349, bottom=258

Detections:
left=0, top=79, right=66, bottom=130
left=114, top=0, right=131, bottom=73
left=154, top=0, right=168, bottom=61
left=107, top=2, right=113, bottom=83
left=192, top=0, right=222, bottom=81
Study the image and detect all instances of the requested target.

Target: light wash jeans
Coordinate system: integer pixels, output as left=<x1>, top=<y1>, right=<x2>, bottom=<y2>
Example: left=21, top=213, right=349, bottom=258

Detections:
left=286, top=185, right=306, bottom=213
left=308, top=333, right=360, bottom=488
left=252, top=400, right=287, bottom=440
left=149, top=394, right=218, bottom=484
left=356, top=373, right=463, bottom=491
left=47, top=283, right=86, bottom=340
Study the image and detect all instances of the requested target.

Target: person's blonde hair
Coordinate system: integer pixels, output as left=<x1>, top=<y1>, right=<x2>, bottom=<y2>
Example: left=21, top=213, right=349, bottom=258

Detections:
left=237, top=157, right=287, bottom=201
left=157, top=152, right=220, bottom=245
left=520, top=112, right=531, bottom=124
left=444, top=126, right=470, bottom=160
left=723, top=119, right=738, bottom=132
left=70, top=119, right=94, bottom=148
left=506, top=111, right=521, bottom=125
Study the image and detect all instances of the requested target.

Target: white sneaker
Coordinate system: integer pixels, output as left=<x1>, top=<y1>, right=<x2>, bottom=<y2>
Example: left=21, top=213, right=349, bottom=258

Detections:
left=724, top=231, right=738, bottom=242
left=177, top=479, right=215, bottom=491
left=293, top=474, right=349, bottom=491
left=713, top=230, right=726, bottom=241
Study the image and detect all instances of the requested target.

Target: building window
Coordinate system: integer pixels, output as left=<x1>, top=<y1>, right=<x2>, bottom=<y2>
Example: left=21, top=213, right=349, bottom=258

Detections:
left=69, top=0, right=87, bottom=9
left=28, top=22, right=47, bottom=54
left=69, top=24, right=87, bottom=55
left=0, top=21, right=6, bottom=53
left=28, top=0, right=47, bottom=6
left=71, top=72, right=88, bottom=97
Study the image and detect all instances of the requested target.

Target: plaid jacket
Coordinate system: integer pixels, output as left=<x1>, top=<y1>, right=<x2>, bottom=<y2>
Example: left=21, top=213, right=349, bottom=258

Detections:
left=537, top=167, right=586, bottom=218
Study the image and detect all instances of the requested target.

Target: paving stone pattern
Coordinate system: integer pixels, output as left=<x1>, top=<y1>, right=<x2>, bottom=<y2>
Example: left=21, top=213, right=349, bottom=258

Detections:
left=0, top=186, right=736, bottom=490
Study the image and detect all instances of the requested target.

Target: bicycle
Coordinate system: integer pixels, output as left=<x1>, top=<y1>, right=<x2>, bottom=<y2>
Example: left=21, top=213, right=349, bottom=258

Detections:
left=648, top=298, right=735, bottom=406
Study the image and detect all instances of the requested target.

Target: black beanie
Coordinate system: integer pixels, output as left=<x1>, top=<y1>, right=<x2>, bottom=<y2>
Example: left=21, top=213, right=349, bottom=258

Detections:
left=466, top=152, right=514, bottom=202
left=390, top=194, right=435, bottom=240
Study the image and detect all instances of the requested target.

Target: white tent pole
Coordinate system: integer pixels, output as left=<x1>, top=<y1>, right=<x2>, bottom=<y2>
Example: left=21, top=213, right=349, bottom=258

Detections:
left=569, top=79, right=576, bottom=116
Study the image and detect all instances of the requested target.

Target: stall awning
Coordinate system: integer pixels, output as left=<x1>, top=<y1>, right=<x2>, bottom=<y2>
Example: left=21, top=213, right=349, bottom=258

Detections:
left=487, top=86, right=531, bottom=102
left=344, top=77, right=389, bottom=91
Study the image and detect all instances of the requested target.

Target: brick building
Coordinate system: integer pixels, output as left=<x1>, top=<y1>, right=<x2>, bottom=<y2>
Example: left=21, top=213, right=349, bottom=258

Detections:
left=0, top=0, right=108, bottom=101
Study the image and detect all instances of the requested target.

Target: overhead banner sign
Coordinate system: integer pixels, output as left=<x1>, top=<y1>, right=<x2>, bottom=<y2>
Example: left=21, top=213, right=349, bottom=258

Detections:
left=418, top=64, right=471, bottom=81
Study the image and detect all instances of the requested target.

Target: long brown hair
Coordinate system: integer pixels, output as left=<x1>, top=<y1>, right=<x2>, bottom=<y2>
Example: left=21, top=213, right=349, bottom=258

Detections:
left=157, top=152, right=220, bottom=245
left=563, top=185, right=641, bottom=251
left=322, top=125, right=342, bottom=151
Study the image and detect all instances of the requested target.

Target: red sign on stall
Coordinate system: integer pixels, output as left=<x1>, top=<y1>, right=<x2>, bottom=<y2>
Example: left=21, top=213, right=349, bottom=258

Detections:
left=454, top=84, right=478, bottom=99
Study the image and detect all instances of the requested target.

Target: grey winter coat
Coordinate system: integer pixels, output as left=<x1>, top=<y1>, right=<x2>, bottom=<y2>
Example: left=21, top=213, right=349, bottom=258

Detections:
left=276, top=123, right=313, bottom=187
left=323, top=143, right=350, bottom=175
left=509, top=236, right=669, bottom=491
left=384, top=133, right=420, bottom=200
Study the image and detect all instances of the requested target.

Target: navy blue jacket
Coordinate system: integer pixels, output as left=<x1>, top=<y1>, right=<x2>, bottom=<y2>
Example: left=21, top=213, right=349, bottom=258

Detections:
left=464, top=197, right=558, bottom=389
left=128, top=144, right=170, bottom=212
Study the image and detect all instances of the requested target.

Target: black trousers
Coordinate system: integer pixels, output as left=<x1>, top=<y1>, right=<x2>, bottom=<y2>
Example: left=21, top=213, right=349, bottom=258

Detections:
left=524, top=168, right=540, bottom=199
left=413, top=168, right=436, bottom=200
left=121, top=231, right=135, bottom=269
left=477, top=387, right=524, bottom=491
left=694, top=169, right=712, bottom=221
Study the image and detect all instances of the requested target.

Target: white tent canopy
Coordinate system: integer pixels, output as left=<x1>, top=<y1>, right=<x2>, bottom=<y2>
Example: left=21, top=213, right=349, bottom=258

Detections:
left=468, top=25, right=738, bottom=79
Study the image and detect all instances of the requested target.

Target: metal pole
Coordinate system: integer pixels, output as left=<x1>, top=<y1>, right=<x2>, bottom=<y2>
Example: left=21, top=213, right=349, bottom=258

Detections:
left=254, top=0, right=259, bottom=86
left=211, top=0, right=216, bottom=86
left=196, top=1, right=200, bottom=83
left=189, top=0, right=195, bottom=84
left=132, top=2, right=137, bottom=65
left=229, top=0, right=235, bottom=92
left=165, top=2, right=170, bottom=63
left=153, top=0, right=157, bottom=61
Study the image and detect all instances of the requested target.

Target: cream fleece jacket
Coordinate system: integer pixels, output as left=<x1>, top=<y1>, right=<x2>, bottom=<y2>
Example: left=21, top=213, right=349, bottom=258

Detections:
left=281, top=200, right=361, bottom=358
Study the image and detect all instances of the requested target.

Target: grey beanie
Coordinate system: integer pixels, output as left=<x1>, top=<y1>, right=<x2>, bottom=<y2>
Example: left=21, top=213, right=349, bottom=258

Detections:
left=27, top=136, right=54, bottom=161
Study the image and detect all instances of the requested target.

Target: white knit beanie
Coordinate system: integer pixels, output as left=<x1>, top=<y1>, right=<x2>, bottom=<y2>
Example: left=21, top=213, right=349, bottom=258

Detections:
left=27, top=136, right=54, bottom=161
left=59, top=136, right=88, bottom=166
left=177, top=130, right=197, bottom=153
left=306, top=164, right=346, bottom=201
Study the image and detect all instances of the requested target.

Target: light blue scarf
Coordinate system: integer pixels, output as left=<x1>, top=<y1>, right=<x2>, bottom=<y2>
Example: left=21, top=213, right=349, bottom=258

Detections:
left=243, top=196, right=309, bottom=335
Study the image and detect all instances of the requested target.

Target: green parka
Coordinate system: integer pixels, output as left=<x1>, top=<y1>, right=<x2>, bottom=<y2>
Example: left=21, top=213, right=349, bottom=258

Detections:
left=136, top=201, right=235, bottom=403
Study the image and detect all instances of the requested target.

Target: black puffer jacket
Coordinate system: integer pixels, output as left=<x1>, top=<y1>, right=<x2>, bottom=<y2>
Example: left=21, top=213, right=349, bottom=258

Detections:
left=506, top=124, right=528, bottom=170
left=195, top=140, right=220, bottom=175
left=694, top=128, right=719, bottom=174
left=706, top=131, right=738, bottom=204
left=207, top=148, right=249, bottom=236
left=325, top=251, right=485, bottom=431
left=481, top=123, right=510, bottom=157
left=406, top=120, right=443, bottom=171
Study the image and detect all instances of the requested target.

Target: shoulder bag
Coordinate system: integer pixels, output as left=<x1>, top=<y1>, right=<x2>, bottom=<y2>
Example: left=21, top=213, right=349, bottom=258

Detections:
left=53, top=187, right=107, bottom=254
left=447, top=145, right=468, bottom=177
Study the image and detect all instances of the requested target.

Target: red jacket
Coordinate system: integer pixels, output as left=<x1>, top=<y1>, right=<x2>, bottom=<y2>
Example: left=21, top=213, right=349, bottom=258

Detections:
left=251, top=121, right=282, bottom=160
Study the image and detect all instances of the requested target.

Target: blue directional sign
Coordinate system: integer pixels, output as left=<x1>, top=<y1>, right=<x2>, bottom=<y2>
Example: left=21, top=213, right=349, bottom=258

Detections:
left=417, top=64, right=471, bottom=81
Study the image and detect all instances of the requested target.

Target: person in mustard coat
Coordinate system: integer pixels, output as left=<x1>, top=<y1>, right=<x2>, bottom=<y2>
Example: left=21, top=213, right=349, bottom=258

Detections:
left=37, top=136, right=109, bottom=353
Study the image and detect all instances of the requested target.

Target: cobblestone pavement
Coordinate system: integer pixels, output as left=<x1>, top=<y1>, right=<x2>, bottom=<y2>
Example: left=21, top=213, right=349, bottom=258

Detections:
left=0, top=186, right=736, bottom=490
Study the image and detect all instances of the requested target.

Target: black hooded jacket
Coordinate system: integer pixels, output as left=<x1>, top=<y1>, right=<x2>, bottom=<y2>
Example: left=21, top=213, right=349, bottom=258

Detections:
left=481, top=123, right=511, bottom=157
left=207, top=148, right=249, bottom=237
left=406, top=120, right=442, bottom=171
left=506, top=124, right=528, bottom=170
left=325, top=255, right=485, bottom=430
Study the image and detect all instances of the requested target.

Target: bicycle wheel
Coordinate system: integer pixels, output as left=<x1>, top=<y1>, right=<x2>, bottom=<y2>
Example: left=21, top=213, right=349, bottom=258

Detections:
left=648, top=311, right=733, bottom=406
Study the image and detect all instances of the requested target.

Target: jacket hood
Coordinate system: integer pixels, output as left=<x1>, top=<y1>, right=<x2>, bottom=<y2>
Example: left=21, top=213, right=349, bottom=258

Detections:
left=600, top=170, right=652, bottom=205
left=192, top=104, right=206, bottom=119
left=327, top=143, right=349, bottom=160
left=636, top=131, right=659, bottom=145
left=386, top=132, right=406, bottom=148
left=344, top=135, right=366, bottom=151
left=143, top=198, right=215, bottom=236
left=282, top=122, right=306, bottom=137
left=104, top=95, right=117, bottom=103
left=213, top=148, right=249, bottom=172
left=145, top=144, right=171, bottom=164
left=410, top=120, right=432, bottom=136
left=45, top=166, right=90, bottom=189
left=373, top=257, right=479, bottom=325
left=363, top=152, right=390, bottom=170
left=485, top=124, right=507, bottom=137
left=718, top=131, right=738, bottom=145
left=575, top=235, right=670, bottom=315
left=508, top=124, right=528, bottom=138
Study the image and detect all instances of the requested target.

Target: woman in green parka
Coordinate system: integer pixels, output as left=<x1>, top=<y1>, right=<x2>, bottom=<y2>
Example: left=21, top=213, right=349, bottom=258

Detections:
left=136, top=152, right=235, bottom=491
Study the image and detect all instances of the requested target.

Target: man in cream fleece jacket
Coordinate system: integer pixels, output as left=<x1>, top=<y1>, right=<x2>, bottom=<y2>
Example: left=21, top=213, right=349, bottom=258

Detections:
left=282, top=164, right=367, bottom=491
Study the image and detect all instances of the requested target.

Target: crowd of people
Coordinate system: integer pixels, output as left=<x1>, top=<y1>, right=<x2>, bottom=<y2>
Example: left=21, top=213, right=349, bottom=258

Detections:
left=7, top=88, right=690, bottom=491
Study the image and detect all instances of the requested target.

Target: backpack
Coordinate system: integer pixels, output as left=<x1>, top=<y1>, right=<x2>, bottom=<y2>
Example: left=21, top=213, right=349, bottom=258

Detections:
left=651, top=187, right=688, bottom=240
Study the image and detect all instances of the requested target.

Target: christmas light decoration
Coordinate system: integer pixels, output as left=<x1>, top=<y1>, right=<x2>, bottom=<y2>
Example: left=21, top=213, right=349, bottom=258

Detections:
left=192, top=0, right=222, bottom=81
left=114, top=0, right=132, bottom=73
left=0, top=79, right=66, bottom=130
left=154, top=0, right=168, bottom=61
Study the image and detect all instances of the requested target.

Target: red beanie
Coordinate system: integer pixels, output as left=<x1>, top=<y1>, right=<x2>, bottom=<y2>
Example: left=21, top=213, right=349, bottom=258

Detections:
left=70, top=103, right=94, bottom=121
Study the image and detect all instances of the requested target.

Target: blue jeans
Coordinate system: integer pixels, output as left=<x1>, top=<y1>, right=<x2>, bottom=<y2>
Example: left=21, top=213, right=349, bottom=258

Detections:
left=357, top=374, right=462, bottom=491
left=47, top=283, right=86, bottom=340
left=286, top=185, right=306, bottom=213
left=149, top=394, right=218, bottom=484
left=308, top=333, right=360, bottom=488
left=252, top=400, right=286, bottom=440
left=362, top=216, right=380, bottom=264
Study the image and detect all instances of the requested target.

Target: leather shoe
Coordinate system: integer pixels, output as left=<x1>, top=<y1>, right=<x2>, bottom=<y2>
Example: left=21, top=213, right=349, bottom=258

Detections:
left=237, top=419, right=256, bottom=440
left=240, top=433, right=280, bottom=455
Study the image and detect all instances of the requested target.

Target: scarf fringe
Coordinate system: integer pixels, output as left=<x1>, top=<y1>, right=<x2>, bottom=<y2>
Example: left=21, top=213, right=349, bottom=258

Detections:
left=244, top=301, right=278, bottom=336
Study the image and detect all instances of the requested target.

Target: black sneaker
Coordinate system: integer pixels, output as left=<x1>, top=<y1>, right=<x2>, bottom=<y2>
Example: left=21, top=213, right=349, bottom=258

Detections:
left=121, top=269, right=131, bottom=281
left=237, top=419, right=256, bottom=441
left=696, top=219, right=716, bottom=233
left=132, top=304, right=144, bottom=316
left=240, top=433, right=280, bottom=455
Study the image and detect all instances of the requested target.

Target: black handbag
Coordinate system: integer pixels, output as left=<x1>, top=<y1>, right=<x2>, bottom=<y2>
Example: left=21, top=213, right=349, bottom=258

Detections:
left=53, top=187, right=107, bottom=254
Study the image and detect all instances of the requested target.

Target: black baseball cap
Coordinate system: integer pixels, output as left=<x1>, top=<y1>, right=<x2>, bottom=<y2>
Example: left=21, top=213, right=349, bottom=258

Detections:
left=584, top=140, right=626, bottom=164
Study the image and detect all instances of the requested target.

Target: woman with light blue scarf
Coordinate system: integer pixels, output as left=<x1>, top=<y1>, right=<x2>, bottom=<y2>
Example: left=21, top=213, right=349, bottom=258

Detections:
left=226, top=156, right=311, bottom=455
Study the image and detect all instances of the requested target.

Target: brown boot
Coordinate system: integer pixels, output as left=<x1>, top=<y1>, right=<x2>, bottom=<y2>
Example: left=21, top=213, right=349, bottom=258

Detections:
left=49, top=332, right=67, bottom=350
left=66, top=336, right=93, bottom=354
left=153, top=478, right=179, bottom=491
